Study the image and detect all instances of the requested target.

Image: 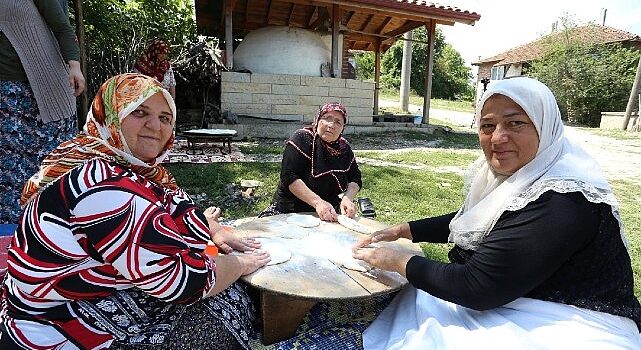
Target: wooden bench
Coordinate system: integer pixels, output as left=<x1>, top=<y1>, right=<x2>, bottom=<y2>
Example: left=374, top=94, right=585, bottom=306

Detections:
left=179, top=129, right=238, bottom=154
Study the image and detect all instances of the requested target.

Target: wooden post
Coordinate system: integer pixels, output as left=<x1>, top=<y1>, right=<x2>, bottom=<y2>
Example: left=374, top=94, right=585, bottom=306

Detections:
left=72, top=0, right=88, bottom=125
left=331, top=4, right=341, bottom=78
left=422, top=20, right=436, bottom=125
left=224, top=0, right=234, bottom=70
left=623, top=55, right=641, bottom=130
left=373, top=40, right=381, bottom=116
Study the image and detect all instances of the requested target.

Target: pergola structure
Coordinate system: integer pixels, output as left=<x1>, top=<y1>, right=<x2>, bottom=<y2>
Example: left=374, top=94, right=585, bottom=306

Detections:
left=195, top=0, right=479, bottom=123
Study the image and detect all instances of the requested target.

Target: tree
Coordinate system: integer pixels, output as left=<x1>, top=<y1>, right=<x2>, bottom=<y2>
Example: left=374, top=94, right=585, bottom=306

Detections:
left=527, top=22, right=639, bottom=127
left=353, top=27, right=473, bottom=100
left=77, top=0, right=196, bottom=98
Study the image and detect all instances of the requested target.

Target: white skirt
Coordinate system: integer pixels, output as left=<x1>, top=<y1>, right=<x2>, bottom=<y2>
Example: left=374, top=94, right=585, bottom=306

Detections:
left=364, top=286, right=641, bottom=350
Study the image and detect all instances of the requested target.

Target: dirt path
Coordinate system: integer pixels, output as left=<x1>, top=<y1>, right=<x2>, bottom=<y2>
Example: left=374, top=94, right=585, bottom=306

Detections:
left=379, top=98, right=641, bottom=183
left=565, top=127, right=641, bottom=184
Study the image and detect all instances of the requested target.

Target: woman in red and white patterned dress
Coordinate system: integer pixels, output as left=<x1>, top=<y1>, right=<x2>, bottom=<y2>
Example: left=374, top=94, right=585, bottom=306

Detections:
left=0, top=73, right=269, bottom=349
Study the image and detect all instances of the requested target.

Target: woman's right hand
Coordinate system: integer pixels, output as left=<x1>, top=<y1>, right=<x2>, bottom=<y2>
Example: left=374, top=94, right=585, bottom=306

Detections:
left=236, top=250, right=271, bottom=275
left=314, top=199, right=338, bottom=221
left=353, top=222, right=410, bottom=248
left=68, top=60, right=85, bottom=96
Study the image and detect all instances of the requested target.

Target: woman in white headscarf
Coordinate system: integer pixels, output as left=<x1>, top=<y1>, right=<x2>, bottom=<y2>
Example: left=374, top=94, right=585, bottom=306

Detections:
left=352, top=77, right=641, bottom=349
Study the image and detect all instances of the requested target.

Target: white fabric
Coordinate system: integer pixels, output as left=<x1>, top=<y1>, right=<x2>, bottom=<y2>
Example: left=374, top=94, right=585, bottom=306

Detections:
left=364, top=286, right=641, bottom=350
left=448, top=77, right=624, bottom=250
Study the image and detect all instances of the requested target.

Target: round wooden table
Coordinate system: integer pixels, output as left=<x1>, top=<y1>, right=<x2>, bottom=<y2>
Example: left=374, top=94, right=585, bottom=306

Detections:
left=233, top=213, right=423, bottom=344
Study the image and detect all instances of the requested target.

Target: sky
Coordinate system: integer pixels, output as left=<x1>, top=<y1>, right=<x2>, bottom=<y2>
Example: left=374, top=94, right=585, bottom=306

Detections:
left=440, top=0, right=641, bottom=73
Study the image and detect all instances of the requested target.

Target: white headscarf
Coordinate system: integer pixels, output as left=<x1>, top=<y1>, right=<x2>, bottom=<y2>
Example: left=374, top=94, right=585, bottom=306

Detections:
left=448, top=77, right=625, bottom=250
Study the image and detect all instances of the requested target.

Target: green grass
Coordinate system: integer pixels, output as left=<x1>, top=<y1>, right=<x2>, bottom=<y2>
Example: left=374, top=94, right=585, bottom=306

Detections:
left=610, top=179, right=641, bottom=297
left=350, top=129, right=479, bottom=150
left=355, top=149, right=479, bottom=168
left=238, top=141, right=284, bottom=155
left=379, top=89, right=475, bottom=113
left=575, top=127, right=641, bottom=141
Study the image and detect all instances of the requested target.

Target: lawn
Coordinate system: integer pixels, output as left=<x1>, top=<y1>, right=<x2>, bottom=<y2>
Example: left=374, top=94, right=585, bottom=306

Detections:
left=166, top=131, right=641, bottom=299
left=379, top=89, right=475, bottom=113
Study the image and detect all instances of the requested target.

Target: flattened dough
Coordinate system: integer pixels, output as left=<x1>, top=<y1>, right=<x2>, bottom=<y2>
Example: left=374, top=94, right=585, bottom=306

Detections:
left=337, top=215, right=373, bottom=234
left=256, top=238, right=291, bottom=265
left=286, top=214, right=321, bottom=228
left=341, top=259, right=372, bottom=272
left=274, top=224, right=309, bottom=239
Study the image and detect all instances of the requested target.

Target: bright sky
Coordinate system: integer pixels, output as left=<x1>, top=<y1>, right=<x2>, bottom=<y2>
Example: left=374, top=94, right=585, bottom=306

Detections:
left=440, top=0, right=641, bottom=73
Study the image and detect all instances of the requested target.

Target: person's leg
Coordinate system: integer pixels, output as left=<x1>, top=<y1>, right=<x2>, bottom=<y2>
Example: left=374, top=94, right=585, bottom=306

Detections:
left=0, top=80, right=77, bottom=224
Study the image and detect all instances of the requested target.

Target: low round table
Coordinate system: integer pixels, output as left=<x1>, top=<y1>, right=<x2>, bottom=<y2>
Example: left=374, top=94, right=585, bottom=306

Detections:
left=233, top=213, right=422, bottom=345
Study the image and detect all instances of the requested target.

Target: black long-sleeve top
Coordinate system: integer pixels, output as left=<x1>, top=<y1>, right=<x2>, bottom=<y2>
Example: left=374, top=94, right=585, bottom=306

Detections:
left=405, top=190, right=641, bottom=330
left=272, top=136, right=362, bottom=213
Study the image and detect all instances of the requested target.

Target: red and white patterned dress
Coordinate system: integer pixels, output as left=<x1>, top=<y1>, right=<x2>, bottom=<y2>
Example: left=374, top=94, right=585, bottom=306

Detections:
left=0, top=158, right=253, bottom=349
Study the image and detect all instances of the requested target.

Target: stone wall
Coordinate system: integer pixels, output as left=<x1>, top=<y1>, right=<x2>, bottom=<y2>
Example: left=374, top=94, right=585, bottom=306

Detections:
left=600, top=112, right=639, bottom=130
left=221, top=72, right=374, bottom=125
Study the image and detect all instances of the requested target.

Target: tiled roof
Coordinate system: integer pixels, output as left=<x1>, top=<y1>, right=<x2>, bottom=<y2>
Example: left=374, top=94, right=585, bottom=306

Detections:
left=474, top=25, right=641, bottom=66
left=346, top=0, right=480, bottom=23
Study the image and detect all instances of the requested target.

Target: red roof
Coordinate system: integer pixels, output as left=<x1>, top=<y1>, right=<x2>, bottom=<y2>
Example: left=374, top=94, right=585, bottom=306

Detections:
left=352, top=0, right=480, bottom=22
left=474, top=25, right=641, bottom=66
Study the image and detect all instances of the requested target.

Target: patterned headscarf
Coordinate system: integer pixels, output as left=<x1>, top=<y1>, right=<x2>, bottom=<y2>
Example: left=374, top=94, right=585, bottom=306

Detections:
left=309, top=102, right=349, bottom=157
left=133, top=39, right=171, bottom=82
left=21, top=73, right=178, bottom=206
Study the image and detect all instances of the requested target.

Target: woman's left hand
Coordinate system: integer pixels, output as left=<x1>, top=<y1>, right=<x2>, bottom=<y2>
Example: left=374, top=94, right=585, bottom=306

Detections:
left=340, top=196, right=356, bottom=218
left=352, top=246, right=415, bottom=276
left=212, top=227, right=261, bottom=254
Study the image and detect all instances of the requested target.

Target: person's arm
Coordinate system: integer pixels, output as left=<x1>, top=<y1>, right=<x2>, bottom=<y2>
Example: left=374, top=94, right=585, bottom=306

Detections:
left=280, top=139, right=337, bottom=220
left=340, top=181, right=360, bottom=217
left=73, top=177, right=267, bottom=304
left=408, top=212, right=457, bottom=243
left=404, top=191, right=598, bottom=310
left=340, top=158, right=362, bottom=217
left=289, top=179, right=337, bottom=221
left=35, top=0, right=84, bottom=96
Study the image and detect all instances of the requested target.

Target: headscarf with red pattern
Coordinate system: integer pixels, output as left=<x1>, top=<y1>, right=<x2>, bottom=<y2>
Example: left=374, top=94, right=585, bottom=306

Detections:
left=287, top=102, right=355, bottom=186
left=21, top=73, right=178, bottom=206
left=134, top=39, right=171, bottom=82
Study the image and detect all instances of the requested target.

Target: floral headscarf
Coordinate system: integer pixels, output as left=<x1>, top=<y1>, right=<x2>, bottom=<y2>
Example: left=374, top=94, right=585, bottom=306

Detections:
left=133, top=39, right=171, bottom=82
left=21, top=73, right=178, bottom=205
left=309, top=102, right=349, bottom=157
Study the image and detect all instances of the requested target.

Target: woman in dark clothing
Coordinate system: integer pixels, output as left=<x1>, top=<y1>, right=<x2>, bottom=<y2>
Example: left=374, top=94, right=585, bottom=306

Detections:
left=353, top=77, right=641, bottom=349
left=260, top=102, right=362, bottom=221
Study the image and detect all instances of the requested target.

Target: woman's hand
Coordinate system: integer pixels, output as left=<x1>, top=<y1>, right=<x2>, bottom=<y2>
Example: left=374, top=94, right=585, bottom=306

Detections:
left=314, top=199, right=338, bottom=221
left=353, top=223, right=410, bottom=248
left=236, top=250, right=271, bottom=275
left=340, top=196, right=356, bottom=218
left=212, top=227, right=261, bottom=254
left=352, top=246, right=414, bottom=277
left=68, top=60, right=85, bottom=96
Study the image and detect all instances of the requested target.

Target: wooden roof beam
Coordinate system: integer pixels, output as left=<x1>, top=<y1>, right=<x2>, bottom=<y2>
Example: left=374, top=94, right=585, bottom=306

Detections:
left=359, top=13, right=373, bottom=31
left=287, top=3, right=296, bottom=26
left=344, top=10, right=354, bottom=27
left=309, top=6, right=330, bottom=30
left=305, top=6, right=317, bottom=26
left=374, top=16, right=392, bottom=34
left=264, top=0, right=273, bottom=25
left=381, top=20, right=424, bottom=45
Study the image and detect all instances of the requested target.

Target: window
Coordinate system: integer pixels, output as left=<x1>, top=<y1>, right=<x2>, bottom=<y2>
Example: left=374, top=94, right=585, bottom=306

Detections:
left=490, top=65, right=505, bottom=80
